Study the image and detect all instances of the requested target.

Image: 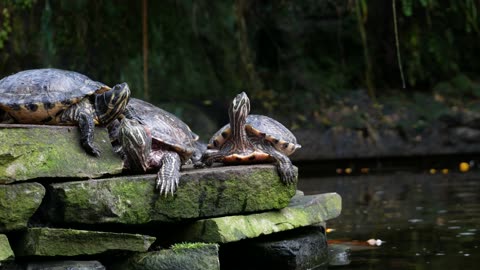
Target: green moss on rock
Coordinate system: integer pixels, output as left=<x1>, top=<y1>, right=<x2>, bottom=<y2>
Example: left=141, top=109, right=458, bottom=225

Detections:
left=13, top=227, right=156, bottom=257
left=112, top=243, right=220, bottom=270
left=0, top=124, right=123, bottom=183
left=0, top=182, right=45, bottom=232
left=47, top=164, right=297, bottom=224
left=176, top=193, right=342, bottom=243
left=0, top=234, right=14, bottom=261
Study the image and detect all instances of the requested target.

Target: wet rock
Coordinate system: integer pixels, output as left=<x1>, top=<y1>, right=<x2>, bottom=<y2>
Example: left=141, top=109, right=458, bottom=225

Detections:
left=46, top=164, right=297, bottom=224
left=328, top=244, right=351, bottom=266
left=175, top=192, right=341, bottom=243
left=111, top=243, right=220, bottom=270
left=12, top=228, right=155, bottom=257
left=221, top=226, right=328, bottom=270
left=0, top=182, right=45, bottom=232
left=24, top=261, right=105, bottom=270
left=0, top=234, right=14, bottom=262
left=0, top=124, right=123, bottom=184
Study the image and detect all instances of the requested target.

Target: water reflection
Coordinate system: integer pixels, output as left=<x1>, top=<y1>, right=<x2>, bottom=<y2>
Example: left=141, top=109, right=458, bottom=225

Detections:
left=298, top=171, right=480, bottom=269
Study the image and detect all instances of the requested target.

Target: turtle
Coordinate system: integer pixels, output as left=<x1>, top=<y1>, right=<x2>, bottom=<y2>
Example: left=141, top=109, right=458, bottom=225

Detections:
left=109, top=98, right=199, bottom=196
left=0, top=68, right=130, bottom=156
left=200, top=92, right=301, bottom=184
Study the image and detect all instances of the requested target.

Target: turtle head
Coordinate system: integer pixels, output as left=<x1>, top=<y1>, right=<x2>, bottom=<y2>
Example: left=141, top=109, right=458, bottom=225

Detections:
left=119, top=118, right=151, bottom=172
left=229, top=92, right=250, bottom=125
left=95, top=82, right=131, bottom=125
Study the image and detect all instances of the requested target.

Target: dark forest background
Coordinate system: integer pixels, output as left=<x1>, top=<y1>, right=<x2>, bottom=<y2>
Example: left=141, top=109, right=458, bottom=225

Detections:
left=1, top=0, right=480, bottom=137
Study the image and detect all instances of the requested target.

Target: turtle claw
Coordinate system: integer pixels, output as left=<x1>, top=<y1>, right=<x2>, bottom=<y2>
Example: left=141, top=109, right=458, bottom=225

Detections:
left=156, top=152, right=181, bottom=197
left=83, top=142, right=101, bottom=157
left=156, top=174, right=179, bottom=197
left=277, top=162, right=297, bottom=185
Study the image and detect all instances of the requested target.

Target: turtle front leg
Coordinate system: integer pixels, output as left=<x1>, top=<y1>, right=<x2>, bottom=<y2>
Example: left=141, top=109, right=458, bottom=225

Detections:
left=157, top=151, right=182, bottom=196
left=78, top=112, right=100, bottom=157
left=62, top=98, right=100, bottom=157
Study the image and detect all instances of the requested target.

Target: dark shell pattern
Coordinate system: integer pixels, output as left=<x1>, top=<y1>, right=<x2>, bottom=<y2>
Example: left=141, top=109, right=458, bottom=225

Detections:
left=209, top=114, right=301, bottom=156
left=126, top=98, right=197, bottom=161
left=0, top=68, right=108, bottom=123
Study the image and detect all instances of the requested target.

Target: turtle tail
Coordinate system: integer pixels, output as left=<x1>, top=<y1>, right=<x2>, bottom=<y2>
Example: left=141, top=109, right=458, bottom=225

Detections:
left=157, top=151, right=182, bottom=196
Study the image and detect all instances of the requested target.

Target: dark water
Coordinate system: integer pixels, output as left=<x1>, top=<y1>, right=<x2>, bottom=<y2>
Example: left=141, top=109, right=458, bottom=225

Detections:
left=298, top=169, right=480, bottom=270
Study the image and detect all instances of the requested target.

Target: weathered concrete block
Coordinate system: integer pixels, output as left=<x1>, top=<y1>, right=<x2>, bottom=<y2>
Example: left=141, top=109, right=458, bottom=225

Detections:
left=0, top=234, right=14, bottom=262
left=12, top=228, right=155, bottom=257
left=112, top=243, right=220, bottom=270
left=0, top=124, right=123, bottom=183
left=176, top=193, right=341, bottom=243
left=24, top=261, right=105, bottom=270
left=221, top=226, right=328, bottom=270
left=0, top=182, right=45, bottom=232
left=46, top=164, right=297, bottom=224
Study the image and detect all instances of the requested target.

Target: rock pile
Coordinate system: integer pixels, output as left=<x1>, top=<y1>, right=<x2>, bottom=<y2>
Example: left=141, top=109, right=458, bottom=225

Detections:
left=0, top=124, right=341, bottom=270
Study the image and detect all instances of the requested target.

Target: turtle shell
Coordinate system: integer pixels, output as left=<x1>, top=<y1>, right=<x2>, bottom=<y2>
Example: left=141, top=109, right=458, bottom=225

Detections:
left=125, top=98, right=197, bottom=162
left=208, top=114, right=301, bottom=156
left=0, top=68, right=109, bottom=124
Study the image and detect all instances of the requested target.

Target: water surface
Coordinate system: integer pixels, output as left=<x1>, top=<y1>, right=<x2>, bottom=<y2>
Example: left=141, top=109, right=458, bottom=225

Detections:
left=298, top=170, right=480, bottom=269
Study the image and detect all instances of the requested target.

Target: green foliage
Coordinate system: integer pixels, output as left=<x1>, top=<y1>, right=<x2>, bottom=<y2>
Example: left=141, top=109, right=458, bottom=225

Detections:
left=0, top=8, right=11, bottom=49
left=0, top=0, right=479, bottom=128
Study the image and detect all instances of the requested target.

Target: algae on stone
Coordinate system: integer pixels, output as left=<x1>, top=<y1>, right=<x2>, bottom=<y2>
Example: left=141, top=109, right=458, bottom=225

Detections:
left=13, top=228, right=156, bottom=257
left=0, top=234, right=14, bottom=262
left=0, top=124, right=123, bottom=183
left=23, top=261, right=105, bottom=270
left=0, top=182, right=45, bottom=232
left=176, top=193, right=342, bottom=243
left=112, top=243, right=220, bottom=270
left=47, top=164, right=297, bottom=224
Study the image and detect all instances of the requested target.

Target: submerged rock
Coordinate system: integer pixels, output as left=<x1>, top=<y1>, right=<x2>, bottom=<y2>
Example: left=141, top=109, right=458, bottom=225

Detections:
left=111, top=243, right=220, bottom=270
left=12, top=227, right=156, bottom=257
left=0, top=124, right=123, bottom=184
left=176, top=192, right=341, bottom=243
left=46, top=164, right=297, bottom=224
left=0, top=234, right=14, bottom=262
left=0, top=182, right=45, bottom=232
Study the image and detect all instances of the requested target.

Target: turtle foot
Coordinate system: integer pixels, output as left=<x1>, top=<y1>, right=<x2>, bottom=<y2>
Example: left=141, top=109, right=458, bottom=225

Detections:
left=83, top=142, right=101, bottom=157
left=156, top=174, right=179, bottom=197
left=156, top=152, right=182, bottom=196
left=278, top=162, right=297, bottom=185
left=194, top=161, right=207, bottom=169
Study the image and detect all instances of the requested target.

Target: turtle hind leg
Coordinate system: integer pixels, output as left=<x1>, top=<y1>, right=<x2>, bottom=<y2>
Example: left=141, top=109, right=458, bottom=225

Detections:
left=255, top=142, right=297, bottom=184
left=157, top=151, right=182, bottom=196
left=195, top=149, right=225, bottom=168
left=271, top=150, right=297, bottom=184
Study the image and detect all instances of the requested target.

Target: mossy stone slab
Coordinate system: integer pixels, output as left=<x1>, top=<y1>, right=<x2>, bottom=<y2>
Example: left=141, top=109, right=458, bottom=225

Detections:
left=0, top=182, right=45, bottom=232
left=47, top=164, right=297, bottom=224
left=176, top=192, right=341, bottom=243
left=24, top=261, right=105, bottom=270
left=0, top=234, right=14, bottom=262
left=0, top=124, right=123, bottom=183
left=13, top=227, right=156, bottom=257
left=112, top=243, right=220, bottom=270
